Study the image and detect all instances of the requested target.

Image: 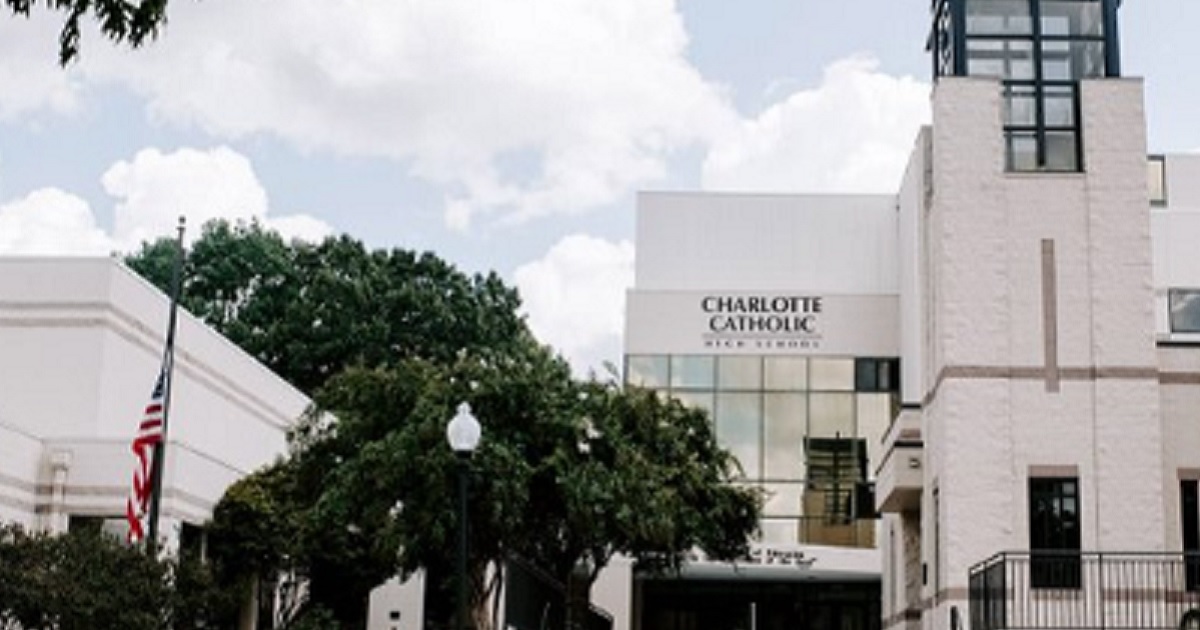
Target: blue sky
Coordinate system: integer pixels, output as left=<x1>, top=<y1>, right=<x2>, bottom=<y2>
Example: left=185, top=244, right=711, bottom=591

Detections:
left=0, top=0, right=1196, bottom=374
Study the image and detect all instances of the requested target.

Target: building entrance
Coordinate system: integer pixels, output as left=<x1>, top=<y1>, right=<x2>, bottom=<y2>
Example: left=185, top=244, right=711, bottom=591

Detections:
left=637, top=577, right=880, bottom=630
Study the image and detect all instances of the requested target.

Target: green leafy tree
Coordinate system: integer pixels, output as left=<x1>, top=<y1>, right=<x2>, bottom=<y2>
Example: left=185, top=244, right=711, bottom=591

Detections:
left=519, top=381, right=761, bottom=630
left=4, top=0, right=169, bottom=65
left=287, top=343, right=572, bottom=629
left=134, top=221, right=761, bottom=630
left=127, top=220, right=529, bottom=394
left=305, top=353, right=759, bottom=630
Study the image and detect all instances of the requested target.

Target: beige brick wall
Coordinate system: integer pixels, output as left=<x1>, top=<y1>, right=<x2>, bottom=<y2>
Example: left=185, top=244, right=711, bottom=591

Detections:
left=914, top=77, right=1165, bottom=630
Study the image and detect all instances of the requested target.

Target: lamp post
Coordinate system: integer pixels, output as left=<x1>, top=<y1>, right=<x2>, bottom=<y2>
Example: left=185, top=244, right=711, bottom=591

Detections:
left=447, top=402, right=481, bottom=630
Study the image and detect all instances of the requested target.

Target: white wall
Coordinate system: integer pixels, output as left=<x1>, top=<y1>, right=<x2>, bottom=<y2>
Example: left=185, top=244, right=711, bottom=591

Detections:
left=635, top=192, right=898, bottom=294
left=897, top=128, right=931, bottom=406
left=1164, top=154, right=1200, bottom=211
left=915, top=77, right=1164, bottom=630
left=0, top=257, right=309, bottom=534
left=1151, top=157, right=1200, bottom=340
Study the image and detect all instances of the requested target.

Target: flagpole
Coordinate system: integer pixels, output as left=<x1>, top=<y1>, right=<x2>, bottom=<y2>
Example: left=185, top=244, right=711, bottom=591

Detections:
left=146, top=216, right=186, bottom=554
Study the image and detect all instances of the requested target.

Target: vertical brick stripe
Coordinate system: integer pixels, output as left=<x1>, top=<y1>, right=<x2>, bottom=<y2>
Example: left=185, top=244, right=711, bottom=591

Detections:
left=1042, top=239, right=1061, bottom=393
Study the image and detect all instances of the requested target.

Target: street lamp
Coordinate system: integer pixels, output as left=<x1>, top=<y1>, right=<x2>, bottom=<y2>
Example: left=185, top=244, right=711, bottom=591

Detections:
left=447, top=402, right=481, bottom=630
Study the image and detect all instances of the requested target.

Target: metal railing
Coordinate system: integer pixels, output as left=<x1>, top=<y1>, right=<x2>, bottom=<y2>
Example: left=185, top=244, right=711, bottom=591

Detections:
left=969, top=552, right=1200, bottom=630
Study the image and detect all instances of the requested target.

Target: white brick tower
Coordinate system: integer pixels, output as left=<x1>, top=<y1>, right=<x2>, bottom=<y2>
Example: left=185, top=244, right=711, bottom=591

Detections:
left=877, top=2, right=1185, bottom=630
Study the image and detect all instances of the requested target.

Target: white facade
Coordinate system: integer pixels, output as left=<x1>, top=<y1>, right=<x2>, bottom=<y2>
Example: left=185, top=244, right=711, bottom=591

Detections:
left=0, top=257, right=309, bottom=544
left=624, top=192, right=902, bottom=629
left=877, top=81, right=1200, bottom=630
left=623, top=72, right=1200, bottom=630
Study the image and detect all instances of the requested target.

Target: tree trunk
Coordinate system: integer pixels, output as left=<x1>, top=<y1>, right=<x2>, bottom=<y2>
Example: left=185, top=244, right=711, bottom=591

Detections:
left=238, top=575, right=259, bottom=630
left=563, top=568, right=593, bottom=630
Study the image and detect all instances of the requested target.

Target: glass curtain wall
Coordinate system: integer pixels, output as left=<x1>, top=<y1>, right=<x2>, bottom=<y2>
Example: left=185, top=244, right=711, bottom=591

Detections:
left=626, top=354, right=899, bottom=547
left=934, top=0, right=1116, bottom=172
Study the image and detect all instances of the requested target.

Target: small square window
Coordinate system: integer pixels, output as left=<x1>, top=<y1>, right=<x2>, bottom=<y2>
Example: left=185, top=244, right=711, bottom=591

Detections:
left=1170, top=290, right=1200, bottom=334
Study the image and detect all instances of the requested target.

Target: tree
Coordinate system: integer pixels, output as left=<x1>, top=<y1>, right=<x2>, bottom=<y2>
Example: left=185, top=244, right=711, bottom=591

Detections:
left=134, top=221, right=761, bottom=629
left=127, top=220, right=529, bottom=394
left=286, top=344, right=572, bottom=629
left=518, top=381, right=761, bottom=630
left=4, top=0, right=169, bottom=65
left=303, top=353, right=760, bottom=630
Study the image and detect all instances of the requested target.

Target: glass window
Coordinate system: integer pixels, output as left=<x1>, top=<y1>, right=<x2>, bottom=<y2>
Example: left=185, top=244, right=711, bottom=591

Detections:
left=1029, top=477, right=1082, bottom=588
left=1171, top=290, right=1200, bottom=334
left=1040, top=0, right=1104, bottom=37
left=626, top=355, right=668, bottom=388
left=1044, top=131, right=1080, bottom=171
left=670, top=355, right=714, bottom=389
left=965, top=0, right=1033, bottom=35
left=717, top=356, right=762, bottom=390
left=801, top=435, right=865, bottom=537
left=810, top=359, right=854, bottom=391
left=761, top=518, right=800, bottom=545
left=809, top=393, right=854, bottom=438
left=1148, top=156, right=1167, bottom=206
left=1182, top=479, right=1200, bottom=591
left=716, top=393, right=762, bottom=479
left=857, top=393, right=894, bottom=475
left=1004, top=85, right=1038, bottom=126
left=764, top=393, right=807, bottom=480
left=68, top=515, right=127, bottom=541
left=763, top=482, right=803, bottom=517
left=967, top=39, right=1035, bottom=80
left=672, top=391, right=714, bottom=417
left=1006, top=131, right=1039, bottom=171
left=1041, top=40, right=1105, bottom=81
left=765, top=356, right=808, bottom=390
left=1043, top=85, right=1077, bottom=126
left=855, top=358, right=900, bottom=393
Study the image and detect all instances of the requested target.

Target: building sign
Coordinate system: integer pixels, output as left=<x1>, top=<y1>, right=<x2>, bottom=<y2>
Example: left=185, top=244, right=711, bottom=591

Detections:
left=678, top=542, right=881, bottom=580
left=686, top=544, right=817, bottom=569
left=626, top=291, right=898, bottom=356
left=702, top=295, right=824, bottom=350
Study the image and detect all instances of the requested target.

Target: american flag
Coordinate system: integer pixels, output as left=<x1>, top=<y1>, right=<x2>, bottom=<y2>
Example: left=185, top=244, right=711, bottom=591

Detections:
left=126, top=371, right=166, bottom=544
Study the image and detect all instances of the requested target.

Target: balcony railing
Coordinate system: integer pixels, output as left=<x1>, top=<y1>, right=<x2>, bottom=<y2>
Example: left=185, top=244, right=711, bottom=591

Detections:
left=970, top=552, right=1200, bottom=630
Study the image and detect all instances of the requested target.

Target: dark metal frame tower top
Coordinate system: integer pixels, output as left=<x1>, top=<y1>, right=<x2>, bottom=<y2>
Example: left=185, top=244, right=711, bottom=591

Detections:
left=929, top=0, right=1122, bottom=172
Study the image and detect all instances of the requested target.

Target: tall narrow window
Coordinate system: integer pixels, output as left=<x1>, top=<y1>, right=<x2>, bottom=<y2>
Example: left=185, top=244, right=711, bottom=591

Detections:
left=1182, top=479, right=1199, bottom=592
left=1029, top=477, right=1081, bottom=588
left=1148, top=155, right=1167, bottom=206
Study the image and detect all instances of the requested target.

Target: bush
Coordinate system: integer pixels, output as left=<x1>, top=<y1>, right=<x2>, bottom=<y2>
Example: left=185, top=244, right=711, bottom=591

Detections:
left=0, top=524, right=239, bottom=629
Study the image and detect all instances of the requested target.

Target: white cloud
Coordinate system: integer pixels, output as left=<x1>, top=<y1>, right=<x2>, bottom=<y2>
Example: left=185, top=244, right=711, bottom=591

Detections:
left=0, top=188, right=113, bottom=255
left=514, top=234, right=635, bottom=377
left=76, top=0, right=736, bottom=229
left=0, top=146, right=331, bottom=256
left=101, top=146, right=331, bottom=249
left=703, top=55, right=930, bottom=193
left=0, top=13, right=83, bottom=121
left=266, top=214, right=334, bottom=243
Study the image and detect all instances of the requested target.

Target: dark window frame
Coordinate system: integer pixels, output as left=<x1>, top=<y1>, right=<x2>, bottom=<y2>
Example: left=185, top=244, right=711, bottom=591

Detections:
left=1181, top=478, right=1199, bottom=592
left=1029, top=476, right=1082, bottom=589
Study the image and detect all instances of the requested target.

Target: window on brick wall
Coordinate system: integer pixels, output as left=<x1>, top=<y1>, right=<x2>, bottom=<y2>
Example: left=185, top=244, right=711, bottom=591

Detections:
left=1029, top=476, right=1082, bottom=588
left=1170, top=289, right=1200, bottom=334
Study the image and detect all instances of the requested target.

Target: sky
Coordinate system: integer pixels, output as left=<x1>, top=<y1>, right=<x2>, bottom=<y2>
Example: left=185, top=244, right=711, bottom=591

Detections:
left=0, top=0, right=1197, bottom=376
